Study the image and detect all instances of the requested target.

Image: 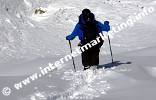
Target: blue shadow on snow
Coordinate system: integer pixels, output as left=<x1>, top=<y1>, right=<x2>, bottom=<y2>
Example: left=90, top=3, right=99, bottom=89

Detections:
left=98, top=61, right=132, bottom=69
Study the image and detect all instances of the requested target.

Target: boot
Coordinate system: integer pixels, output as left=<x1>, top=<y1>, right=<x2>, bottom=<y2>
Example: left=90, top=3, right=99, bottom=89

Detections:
left=83, top=66, right=90, bottom=70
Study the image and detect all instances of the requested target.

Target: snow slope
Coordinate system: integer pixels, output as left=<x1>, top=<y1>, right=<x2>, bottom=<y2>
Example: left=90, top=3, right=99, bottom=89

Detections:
left=0, top=0, right=156, bottom=100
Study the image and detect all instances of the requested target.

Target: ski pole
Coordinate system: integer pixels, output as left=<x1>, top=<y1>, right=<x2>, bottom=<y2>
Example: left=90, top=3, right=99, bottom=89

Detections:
left=107, top=34, right=114, bottom=64
left=68, top=40, right=76, bottom=72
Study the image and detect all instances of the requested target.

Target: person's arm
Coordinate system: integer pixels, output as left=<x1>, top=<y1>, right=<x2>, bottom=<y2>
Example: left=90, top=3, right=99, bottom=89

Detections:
left=98, top=21, right=110, bottom=32
left=66, top=24, right=81, bottom=40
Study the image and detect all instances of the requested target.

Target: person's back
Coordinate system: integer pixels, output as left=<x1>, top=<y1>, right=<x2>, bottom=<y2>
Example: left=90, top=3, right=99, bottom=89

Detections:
left=79, top=13, right=100, bottom=44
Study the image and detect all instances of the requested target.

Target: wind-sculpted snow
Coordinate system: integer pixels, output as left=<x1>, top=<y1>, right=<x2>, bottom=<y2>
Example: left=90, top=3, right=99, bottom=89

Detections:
left=0, top=0, right=58, bottom=63
left=1, top=0, right=156, bottom=63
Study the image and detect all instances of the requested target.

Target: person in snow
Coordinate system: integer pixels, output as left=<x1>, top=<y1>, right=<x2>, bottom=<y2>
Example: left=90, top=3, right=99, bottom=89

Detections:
left=66, top=9, right=110, bottom=70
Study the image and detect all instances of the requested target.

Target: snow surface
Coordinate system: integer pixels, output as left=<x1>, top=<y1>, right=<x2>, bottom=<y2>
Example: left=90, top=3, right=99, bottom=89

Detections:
left=0, top=0, right=156, bottom=100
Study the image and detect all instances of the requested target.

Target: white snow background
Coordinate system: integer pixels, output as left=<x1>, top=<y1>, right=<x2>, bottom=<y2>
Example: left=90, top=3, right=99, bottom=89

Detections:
left=0, top=0, right=156, bottom=100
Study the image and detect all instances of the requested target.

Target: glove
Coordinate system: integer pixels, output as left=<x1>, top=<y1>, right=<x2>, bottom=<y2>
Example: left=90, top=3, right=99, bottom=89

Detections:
left=66, top=35, right=73, bottom=40
left=104, top=21, right=109, bottom=25
left=104, top=21, right=110, bottom=32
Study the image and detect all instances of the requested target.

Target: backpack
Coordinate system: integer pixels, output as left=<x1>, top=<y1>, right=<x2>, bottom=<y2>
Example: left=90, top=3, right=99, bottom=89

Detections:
left=79, top=13, right=103, bottom=46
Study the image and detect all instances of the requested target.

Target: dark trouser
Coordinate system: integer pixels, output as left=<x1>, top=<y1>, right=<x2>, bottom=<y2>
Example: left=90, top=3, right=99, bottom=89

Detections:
left=81, top=39, right=104, bottom=70
left=81, top=46, right=101, bottom=70
left=82, top=50, right=99, bottom=68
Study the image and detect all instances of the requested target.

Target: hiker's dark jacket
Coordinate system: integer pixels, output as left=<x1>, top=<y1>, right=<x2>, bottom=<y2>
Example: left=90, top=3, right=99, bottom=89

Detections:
left=66, top=21, right=110, bottom=41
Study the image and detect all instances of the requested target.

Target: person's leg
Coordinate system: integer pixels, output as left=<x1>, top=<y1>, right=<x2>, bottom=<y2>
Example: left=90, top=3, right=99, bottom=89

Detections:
left=94, top=51, right=99, bottom=66
left=90, top=46, right=100, bottom=66
left=90, top=51, right=99, bottom=66
left=82, top=51, right=90, bottom=70
left=85, top=49, right=99, bottom=73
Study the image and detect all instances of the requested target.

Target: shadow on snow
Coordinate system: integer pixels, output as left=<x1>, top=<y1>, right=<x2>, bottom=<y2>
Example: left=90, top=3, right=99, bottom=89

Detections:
left=98, top=61, right=132, bottom=69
